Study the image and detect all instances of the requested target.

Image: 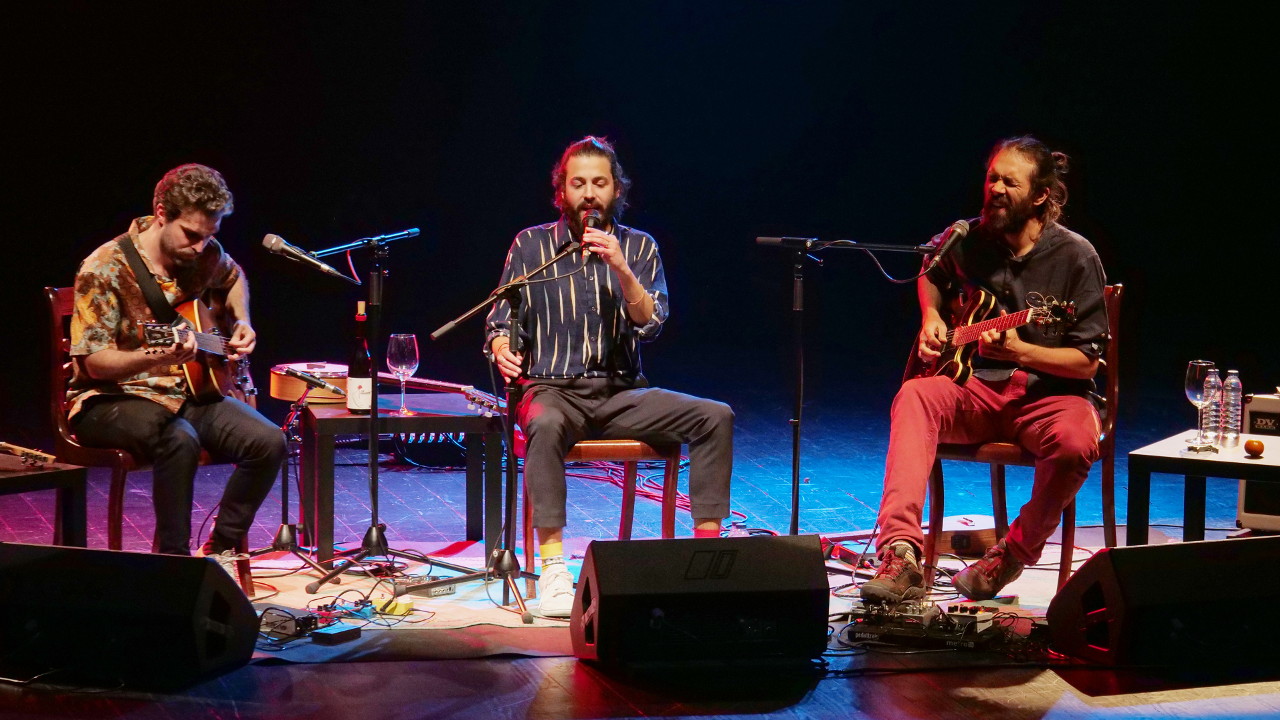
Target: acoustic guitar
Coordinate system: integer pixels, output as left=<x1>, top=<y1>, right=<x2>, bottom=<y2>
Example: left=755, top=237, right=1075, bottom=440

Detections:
left=138, top=296, right=257, bottom=405
left=904, top=288, right=1075, bottom=384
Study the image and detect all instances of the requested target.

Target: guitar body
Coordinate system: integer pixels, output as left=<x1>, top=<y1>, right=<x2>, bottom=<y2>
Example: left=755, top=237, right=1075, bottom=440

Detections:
left=903, top=288, right=999, bottom=384
left=901, top=288, right=1075, bottom=386
left=173, top=296, right=257, bottom=406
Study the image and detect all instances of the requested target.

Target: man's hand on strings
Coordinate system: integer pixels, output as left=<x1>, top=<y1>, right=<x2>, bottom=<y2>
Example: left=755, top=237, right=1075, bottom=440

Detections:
left=226, top=320, right=256, bottom=360
left=917, top=318, right=948, bottom=361
left=977, top=310, right=1026, bottom=363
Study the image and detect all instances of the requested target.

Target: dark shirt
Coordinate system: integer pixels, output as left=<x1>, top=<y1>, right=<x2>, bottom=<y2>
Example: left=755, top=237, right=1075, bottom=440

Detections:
left=484, top=218, right=668, bottom=380
left=925, top=219, right=1108, bottom=398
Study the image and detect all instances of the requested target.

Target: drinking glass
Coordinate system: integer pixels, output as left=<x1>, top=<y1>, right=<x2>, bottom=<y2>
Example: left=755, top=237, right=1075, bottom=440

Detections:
left=1185, top=360, right=1215, bottom=445
left=386, top=334, right=419, bottom=417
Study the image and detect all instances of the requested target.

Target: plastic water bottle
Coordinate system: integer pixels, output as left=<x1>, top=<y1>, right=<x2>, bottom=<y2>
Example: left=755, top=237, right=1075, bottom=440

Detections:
left=1202, top=370, right=1223, bottom=445
left=1223, top=370, right=1243, bottom=447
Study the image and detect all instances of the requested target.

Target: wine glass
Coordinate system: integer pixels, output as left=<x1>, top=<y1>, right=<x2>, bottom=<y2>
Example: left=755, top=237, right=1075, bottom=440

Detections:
left=1185, top=360, right=1215, bottom=446
left=386, top=334, right=419, bottom=417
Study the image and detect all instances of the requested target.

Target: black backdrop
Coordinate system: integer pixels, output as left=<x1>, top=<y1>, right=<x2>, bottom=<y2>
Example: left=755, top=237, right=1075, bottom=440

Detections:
left=5, top=3, right=1276, bottom=443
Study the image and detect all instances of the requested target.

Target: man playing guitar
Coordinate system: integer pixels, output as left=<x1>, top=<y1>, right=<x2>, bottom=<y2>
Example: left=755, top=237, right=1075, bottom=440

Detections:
left=68, top=164, right=284, bottom=564
left=861, top=137, right=1109, bottom=604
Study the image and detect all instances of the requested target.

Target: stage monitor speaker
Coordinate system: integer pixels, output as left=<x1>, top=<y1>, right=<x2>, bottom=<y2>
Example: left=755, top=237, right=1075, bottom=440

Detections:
left=0, top=542, right=257, bottom=689
left=1047, top=536, right=1280, bottom=666
left=570, top=534, right=829, bottom=665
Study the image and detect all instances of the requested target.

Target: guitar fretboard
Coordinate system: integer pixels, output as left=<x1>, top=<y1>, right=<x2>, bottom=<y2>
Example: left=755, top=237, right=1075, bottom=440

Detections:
left=174, top=328, right=230, bottom=356
left=948, top=308, right=1035, bottom=348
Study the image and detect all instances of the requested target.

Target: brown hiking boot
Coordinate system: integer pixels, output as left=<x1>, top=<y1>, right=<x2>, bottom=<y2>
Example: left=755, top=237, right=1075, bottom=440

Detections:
left=953, top=539, right=1024, bottom=600
left=859, top=541, right=925, bottom=604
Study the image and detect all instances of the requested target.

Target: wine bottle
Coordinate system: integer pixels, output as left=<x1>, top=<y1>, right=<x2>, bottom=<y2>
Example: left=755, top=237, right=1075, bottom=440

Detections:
left=347, top=301, right=372, bottom=415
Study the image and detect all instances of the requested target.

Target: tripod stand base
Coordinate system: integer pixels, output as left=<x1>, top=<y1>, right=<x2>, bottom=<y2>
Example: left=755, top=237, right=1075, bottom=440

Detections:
left=248, top=523, right=337, bottom=582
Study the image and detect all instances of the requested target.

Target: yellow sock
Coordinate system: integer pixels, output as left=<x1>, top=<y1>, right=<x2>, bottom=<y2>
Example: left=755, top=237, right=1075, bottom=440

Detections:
left=539, top=541, right=564, bottom=567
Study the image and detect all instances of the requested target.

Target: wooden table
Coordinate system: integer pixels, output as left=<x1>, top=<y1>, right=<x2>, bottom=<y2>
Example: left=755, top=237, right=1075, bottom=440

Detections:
left=1126, top=432, right=1280, bottom=545
left=0, top=461, right=88, bottom=547
left=299, top=394, right=504, bottom=564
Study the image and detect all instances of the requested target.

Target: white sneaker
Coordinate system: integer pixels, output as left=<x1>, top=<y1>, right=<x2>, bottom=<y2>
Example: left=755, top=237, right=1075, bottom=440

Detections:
left=209, top=550, right=249, bottom=593
left=537, top=564, right=575, bottom=618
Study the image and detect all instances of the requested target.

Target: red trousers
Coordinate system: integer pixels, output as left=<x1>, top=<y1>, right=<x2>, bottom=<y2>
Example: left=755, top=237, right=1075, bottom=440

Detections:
left=876, top=371, right=1100, bottom=565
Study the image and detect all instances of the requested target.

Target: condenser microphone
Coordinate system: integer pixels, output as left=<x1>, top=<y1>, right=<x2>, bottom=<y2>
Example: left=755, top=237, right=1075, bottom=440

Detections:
left=923, top=219, right=970, bottom=272
left=262, top=234, right=349, bottom=280
left=282, top=366, right=346, bottom=396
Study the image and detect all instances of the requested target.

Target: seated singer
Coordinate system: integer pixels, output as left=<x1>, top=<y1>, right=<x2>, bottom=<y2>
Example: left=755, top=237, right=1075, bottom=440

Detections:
left=860, top=136, right=1108, bottom=604
left=486, top=136, right=735, bottom=617
left=67, top=164, right=285, bottom=569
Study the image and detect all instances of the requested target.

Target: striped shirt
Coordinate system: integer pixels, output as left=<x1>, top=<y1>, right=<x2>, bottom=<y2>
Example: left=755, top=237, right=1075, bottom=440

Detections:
left=485, top=218, right=667, bottom=379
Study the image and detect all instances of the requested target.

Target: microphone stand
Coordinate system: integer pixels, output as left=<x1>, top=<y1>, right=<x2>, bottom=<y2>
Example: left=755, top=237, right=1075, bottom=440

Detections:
left=756, top=235, right=934, bottom=536
left=247, top=386, right=334, bottom=579
left=303, top=232, right=437, bottom=594
left=427, top=241, right=583, bottom=618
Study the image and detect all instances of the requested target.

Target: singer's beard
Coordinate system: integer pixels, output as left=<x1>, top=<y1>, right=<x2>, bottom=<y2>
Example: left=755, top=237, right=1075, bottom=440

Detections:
left=565, top=198, right=618, bottom=239
left=981, top=195, right=1038, bottom=233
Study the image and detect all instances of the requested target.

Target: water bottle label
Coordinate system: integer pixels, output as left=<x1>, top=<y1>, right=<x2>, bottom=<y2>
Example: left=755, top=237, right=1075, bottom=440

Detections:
left=347, top=378, right=372, bottom=411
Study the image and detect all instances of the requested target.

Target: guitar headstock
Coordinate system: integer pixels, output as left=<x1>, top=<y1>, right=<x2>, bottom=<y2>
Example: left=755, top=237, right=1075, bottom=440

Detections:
left=1028, top=294, right=1076, bottom=334
left=139, top=322, right=181, bottom=350
left=462, top=387, right=505, bottom=417
left=0, top=442, right=56, bottom=468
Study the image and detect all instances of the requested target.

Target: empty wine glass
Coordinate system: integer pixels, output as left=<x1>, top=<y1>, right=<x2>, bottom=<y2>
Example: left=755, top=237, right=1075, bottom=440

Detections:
left=386, top=333, right=419, bottom=417
left=1185, top=360, right=1215, bottom=446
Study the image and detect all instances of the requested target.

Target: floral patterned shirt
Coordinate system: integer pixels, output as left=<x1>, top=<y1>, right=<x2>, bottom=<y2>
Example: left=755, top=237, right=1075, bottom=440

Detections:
left=67, top=216, right=241, bottom=419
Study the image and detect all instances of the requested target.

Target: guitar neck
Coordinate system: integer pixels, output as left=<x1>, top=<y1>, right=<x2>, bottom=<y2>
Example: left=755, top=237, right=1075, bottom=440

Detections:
left=949, top=308, right=1034, bottom=348
left=174, top=327, right=230, bottom=356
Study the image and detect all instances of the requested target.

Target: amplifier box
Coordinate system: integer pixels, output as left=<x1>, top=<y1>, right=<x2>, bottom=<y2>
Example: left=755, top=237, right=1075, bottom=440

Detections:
left=1237, top=393, right=1280, bottom=531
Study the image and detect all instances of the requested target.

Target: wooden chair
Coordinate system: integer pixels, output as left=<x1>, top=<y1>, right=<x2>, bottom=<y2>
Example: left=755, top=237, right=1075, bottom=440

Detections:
left=44, top=287, right=252, bottom=591
left=922, top=284, right=1122, bottom=591
left=514, top=434, right=682, bottom=596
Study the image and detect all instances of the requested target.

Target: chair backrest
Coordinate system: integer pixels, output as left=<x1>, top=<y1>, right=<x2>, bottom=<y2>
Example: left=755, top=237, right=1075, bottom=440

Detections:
left=44, top=287, right=78, bottom=452
left=1097, top=284, right=1123, bottom=448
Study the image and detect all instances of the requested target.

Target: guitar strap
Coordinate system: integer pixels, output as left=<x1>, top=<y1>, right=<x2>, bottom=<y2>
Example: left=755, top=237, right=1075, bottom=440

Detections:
left=117, top=235, right=178, bottom=325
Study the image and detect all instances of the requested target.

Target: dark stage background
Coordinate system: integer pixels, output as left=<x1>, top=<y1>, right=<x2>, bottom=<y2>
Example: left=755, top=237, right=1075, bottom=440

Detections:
left=5, top=3, right=1276, bottom=447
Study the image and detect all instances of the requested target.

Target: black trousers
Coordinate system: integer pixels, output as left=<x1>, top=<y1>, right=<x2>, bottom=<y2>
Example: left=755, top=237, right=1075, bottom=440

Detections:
left=71, top=394, right=285, bottom=555
left=518, top=377, right=734, bottom=529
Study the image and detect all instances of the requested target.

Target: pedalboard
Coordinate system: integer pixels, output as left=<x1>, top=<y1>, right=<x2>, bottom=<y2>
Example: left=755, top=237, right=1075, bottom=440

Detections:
left=841, top=600, right=1001, bottom=649
left=392, top=575, right=458, bottom=598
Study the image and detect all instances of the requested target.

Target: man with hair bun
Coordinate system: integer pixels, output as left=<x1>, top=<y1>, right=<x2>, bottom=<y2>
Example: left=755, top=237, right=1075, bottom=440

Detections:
left=486, top=137, right=735, bottom=617
left=67, top=164, right=284, bottom=577
left=860, top=136, right=1109, bottom=603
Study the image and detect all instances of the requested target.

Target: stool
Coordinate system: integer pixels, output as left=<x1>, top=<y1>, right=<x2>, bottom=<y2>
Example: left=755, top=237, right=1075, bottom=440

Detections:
left=519, top=439, right=681, bottom=596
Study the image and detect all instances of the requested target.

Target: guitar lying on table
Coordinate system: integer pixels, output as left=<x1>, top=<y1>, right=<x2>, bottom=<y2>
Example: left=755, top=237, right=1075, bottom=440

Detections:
left=903, top=288, right=1076, bottom=385
left=138, top=296, right=258, bottom=405
left=378, top=372, right=504, bottom=417
left=0, top=442, right=56, bottom=469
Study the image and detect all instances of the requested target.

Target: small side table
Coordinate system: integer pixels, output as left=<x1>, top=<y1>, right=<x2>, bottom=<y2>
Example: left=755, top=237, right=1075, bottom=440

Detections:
left=1127, top=432, right=1280, bottom=545
left=0, top=460, right=88, bottom=547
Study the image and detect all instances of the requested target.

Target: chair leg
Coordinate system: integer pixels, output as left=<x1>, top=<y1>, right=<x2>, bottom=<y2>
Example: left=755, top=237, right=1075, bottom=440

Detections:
left=924, top=459, right=944, bottom=588
left=661, top=455, right=679, bottom=539
left=618, top=461, right=638, bottom=540
left=522, top=480, right=536, bottom=597
left=1058, top=500, right=1077, bottom=590
left=108, top=466, right=127, bottom=551
left=990, top=464, right=1009, bottom=540
left=235, top=535, right=254, bottom=596
left=1101, top=454, right=1117, bottom=548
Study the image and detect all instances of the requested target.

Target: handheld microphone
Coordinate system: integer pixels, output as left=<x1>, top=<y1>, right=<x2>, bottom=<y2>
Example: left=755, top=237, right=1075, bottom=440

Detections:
left=923, top=219, right=970, bottom=272
left=582, top=210, right=604, bottom=261
left=262, top=234, right=349, bottom=280
left=283, top=367, right=346, bottom=396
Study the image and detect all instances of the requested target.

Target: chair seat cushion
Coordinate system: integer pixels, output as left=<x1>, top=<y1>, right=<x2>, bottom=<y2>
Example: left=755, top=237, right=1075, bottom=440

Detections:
left=936, top=442, right=1035, bottom=466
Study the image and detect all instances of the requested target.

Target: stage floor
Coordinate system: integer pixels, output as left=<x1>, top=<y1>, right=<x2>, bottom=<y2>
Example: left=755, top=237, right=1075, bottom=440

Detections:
left=2, top=388, right=1275, bottom=719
